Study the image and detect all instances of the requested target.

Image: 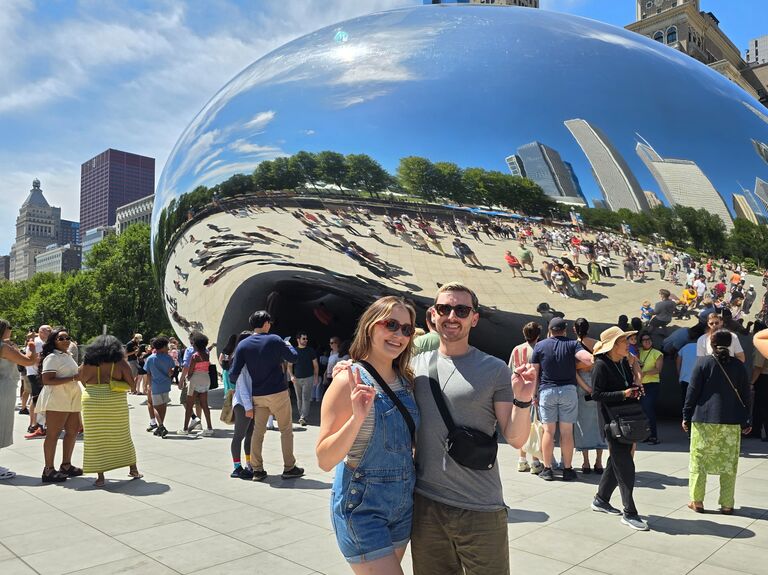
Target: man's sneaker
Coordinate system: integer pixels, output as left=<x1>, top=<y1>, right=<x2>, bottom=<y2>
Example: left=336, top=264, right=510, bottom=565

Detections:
left=517, top=461, right=531, bottom=473
left=25, top=427, right=46, bottom=439
left=159, top=426, right=168, bottom=438
left=530, top=461, right=544, bottom=475
left=177, top=429, right=191, bottom=436
left=146, top=423, right=158, bottom=432
left=234, top=467, right=254, bottom=480
left=252, top=469, right=268, bottom=482
left=621, top=514, right=650, bottom=531
left=201, top=429, right=214, bottom=437
left=18, top=408, right=29, bottom=415
left=152, top=426, right=162, bottom=436
left=562, top=468, right=577, bottom=482
left=281, top=466, right=305, bottom=480
left=298, top=418, right=307, bottom=427
left=591, top=497, right=622, bottom=516
left=539, top=467, right=555, bottom=481
left=190, top=419, right=203, bottom=431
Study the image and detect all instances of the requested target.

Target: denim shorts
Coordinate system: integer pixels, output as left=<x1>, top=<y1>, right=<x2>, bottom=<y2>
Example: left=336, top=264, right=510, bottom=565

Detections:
left=331, top=463, right=415, bottom=563
left=538, top=385, right=578, bottom=423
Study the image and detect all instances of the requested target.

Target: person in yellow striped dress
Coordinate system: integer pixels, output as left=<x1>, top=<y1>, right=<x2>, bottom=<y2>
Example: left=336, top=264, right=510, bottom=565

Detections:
left=80, top=335, right=143, bottom=487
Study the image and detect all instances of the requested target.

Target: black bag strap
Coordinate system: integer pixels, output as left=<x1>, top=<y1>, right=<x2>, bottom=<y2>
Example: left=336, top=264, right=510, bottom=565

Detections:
left=427, top=352, right=457, bottom=433
left=356, top=360, right=415, bottom=445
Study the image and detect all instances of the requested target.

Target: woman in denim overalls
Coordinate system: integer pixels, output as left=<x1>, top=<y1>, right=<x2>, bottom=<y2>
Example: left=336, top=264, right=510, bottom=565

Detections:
left=317, top=296, right=419, bottom=574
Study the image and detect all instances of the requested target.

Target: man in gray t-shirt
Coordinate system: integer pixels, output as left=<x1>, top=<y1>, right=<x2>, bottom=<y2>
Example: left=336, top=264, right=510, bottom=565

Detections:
left=410, top=283, right=534, bottom=575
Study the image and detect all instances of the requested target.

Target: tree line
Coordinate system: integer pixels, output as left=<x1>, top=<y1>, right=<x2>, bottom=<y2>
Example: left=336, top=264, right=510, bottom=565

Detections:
left=0, top=224, right=171, bottom=346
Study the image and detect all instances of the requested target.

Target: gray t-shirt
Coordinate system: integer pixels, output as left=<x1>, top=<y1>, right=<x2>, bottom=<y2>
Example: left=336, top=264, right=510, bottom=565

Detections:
left=412, top=348, right=513, bottom=512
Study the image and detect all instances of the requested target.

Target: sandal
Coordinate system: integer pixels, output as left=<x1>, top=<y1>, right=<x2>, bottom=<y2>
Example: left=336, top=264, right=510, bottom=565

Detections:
left=581, top=464, right=592, bottom=475
left=59, top=463, right=83, bottom=477
left=720, top=507, right=734, bottom=515
left=687, top=501, right=704, bottom=513
left=42, top=468, right=68, bottom=483
left=593, top=464, right=604, bottom=475
left=94, top=478, right=106, bottom=488
left=0, top=467, right=16, bottom=480
left=128, top=470, right=144, bottom=480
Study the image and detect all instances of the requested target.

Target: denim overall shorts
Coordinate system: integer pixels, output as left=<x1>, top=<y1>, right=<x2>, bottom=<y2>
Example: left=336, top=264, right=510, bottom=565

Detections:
left=331, top=365, right=420, bottom=563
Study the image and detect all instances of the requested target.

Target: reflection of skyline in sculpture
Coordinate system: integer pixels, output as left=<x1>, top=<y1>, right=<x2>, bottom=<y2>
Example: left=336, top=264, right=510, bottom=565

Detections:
left=512, top=142, right=586, bottom=206
left=754, top=177, right=768, bottom=213
left=644, top=191, right=662, bottom=209
left=733, top=194, right=760, bottom=225
left=754, top=139, right=768, bottom=165
left=635, top=137, right=733, bottom=230
left=563, top=119, right=650, bottom=213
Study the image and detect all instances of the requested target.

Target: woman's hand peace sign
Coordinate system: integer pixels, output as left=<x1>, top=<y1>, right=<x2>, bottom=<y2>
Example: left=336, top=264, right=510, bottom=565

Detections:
left=348, top=365, right=376, bottom=420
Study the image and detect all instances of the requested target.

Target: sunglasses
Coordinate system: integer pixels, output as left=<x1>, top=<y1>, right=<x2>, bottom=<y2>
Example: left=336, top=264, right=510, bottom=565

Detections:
left=433, top=303, right=475, bottom=319
left=57, top=335, right=71, bottom=341
left=375, top=319, right=415, bottom=337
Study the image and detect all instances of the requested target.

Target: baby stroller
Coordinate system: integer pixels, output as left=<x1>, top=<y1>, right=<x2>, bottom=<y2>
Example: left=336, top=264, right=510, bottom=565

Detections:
left=673, top=301, right=694, bottom=320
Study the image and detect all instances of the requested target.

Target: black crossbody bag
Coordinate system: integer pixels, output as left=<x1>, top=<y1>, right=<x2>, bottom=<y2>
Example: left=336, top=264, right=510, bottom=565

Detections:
left=603, top=402, right=649, bottom=444
left=428, top=353, right=497, bottom=470
left=356, top=360, right=415, bottom=446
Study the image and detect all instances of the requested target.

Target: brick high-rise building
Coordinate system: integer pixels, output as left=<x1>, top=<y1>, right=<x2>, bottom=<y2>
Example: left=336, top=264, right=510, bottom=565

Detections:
left=80, top=149, right=155, bottom=233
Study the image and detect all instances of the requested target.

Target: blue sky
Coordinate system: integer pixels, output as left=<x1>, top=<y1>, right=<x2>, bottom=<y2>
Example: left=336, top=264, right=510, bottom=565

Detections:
left=1, top=0, right=765, bottom=253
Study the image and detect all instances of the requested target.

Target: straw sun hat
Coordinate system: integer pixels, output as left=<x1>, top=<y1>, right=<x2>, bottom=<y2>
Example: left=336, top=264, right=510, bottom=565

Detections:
left=592, top=326, right=638, bottom=356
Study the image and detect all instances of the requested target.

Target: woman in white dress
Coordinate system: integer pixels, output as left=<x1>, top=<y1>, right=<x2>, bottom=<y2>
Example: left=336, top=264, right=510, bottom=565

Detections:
left=0, top=318, right=39, bottom=480
left=38, top=327, right=82, bottom=483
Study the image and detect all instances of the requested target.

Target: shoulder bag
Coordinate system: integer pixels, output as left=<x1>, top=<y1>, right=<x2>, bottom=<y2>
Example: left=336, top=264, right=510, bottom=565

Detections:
left=356, top=360, right=415, bottom=446
left=219, top=389, right=235, bottom=424
left=603, top=401, right=649, bottom=444
left=428, top=352, right=498, bottom=470
left=713, top=358, right=749, bottom=425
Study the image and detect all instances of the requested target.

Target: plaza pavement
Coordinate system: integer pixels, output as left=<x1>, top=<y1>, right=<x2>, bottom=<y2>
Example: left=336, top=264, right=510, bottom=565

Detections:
left=0, top=389, right=766, bottom=575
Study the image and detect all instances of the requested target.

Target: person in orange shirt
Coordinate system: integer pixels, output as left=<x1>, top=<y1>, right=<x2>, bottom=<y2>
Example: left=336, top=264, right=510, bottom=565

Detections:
left=730, top=271, right=742, bottom=286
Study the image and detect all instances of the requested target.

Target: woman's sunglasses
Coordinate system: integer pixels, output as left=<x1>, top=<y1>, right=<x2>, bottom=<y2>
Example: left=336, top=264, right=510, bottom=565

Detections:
left=57, top=335, right=71, bottom=341
left=376, top=319, right=414, bottom=337
left=433, top=303, right=474, bottom=319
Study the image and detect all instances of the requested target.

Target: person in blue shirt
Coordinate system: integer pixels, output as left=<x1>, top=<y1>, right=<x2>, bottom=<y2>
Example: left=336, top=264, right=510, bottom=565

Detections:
left=144, top=337, right=176, bottom=438
left=228, top=311, right=302, bottom=482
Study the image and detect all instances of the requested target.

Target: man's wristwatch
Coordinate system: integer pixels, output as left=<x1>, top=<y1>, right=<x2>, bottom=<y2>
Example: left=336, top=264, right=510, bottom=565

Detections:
left=513, top=398, right=533, bottom=408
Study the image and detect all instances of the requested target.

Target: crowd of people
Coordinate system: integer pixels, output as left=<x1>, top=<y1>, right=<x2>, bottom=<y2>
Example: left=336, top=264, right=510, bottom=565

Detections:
left=1, top=205, right=766, bottom=573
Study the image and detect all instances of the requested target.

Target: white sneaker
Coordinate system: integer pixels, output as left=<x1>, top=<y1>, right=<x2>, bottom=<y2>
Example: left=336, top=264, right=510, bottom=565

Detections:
left=177, top=429, right=190, bottom=435
left=191, top=419, right=203, bottom=431
left=621, top=515, right=650, bottom=531
left=201, top=429, right=214, bottom=437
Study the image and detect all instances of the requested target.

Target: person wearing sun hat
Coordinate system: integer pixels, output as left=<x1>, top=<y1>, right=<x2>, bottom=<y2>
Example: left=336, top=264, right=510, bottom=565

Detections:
left=590, top=326, right=650, bottom=531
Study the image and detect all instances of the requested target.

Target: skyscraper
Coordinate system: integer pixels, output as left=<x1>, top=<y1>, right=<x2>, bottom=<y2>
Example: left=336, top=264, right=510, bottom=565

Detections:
left=59, top=220, right=80, bottom=246
left=9, top=179, right=62, bottom=281
left=754, top=177, right=768, bottom=211
left=733, top=194, right=759, bottom=225
left=80, top=149, right=155, bottom=233
left=564, top=162, right=588, bottom=205
left=644, top=191, right=663, bottom=209
left=564, top=119, right=650, bottom=213
left=505, top=154, right=524, bottom=177
left=635, top=138, right=733, bottom=230
left=754, top=139, right=768, bottom=165
left=515, top=142, right=585, bottom=206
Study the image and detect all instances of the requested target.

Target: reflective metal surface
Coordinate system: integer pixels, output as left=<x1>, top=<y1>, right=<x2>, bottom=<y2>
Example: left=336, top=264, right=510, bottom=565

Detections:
left=153, top=5, right=768, bottom=353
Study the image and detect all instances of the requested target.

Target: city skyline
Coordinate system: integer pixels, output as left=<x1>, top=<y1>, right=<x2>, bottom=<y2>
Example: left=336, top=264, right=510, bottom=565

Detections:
left=2, top=0, right=767, bottom=253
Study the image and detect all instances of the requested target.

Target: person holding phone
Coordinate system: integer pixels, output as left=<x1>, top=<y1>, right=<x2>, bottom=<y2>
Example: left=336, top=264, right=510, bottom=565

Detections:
left=590, top=326, right=649, bottom=531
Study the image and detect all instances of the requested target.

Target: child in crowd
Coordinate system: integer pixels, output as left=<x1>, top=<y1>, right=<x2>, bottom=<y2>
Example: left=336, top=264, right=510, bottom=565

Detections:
left=640, top=300, right=653, bottom=324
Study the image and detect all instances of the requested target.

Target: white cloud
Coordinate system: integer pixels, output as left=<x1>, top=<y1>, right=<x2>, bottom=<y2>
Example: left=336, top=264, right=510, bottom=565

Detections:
left=244, top=110, right=277, bottom=131
left=229, top=139, right=283, bottom=155
left=0, top=0, right=415, bottom=253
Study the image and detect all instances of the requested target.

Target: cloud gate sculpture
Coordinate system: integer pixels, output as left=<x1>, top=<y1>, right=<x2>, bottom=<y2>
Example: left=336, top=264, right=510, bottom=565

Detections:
left=152, top=5, right=768, bottom=380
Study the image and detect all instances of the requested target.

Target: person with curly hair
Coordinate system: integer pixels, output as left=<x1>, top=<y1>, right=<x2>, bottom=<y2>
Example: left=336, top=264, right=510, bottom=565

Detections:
left=80, top=335, right=142, bottom=487
left=38, top=327, right=82, bottom=483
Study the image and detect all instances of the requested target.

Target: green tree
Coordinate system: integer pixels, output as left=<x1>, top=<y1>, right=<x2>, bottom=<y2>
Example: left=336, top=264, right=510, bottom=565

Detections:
left=433, top=162, right=467, bottom=204
left=344, top=154, right=390, bottom=197
left=316, top=151, right=348, bottom=192
left=289, top=151, right=320, bottom=191
left=397, top=156, right=439, bottom=201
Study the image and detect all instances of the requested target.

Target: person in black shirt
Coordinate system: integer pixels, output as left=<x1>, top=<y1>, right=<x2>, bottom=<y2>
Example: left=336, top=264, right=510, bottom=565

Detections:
left=590, top=326, right=650, bottom=531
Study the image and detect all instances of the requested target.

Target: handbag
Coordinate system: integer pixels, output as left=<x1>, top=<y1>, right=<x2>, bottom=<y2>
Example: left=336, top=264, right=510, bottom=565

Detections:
left=219, top=389, right=235, bottom=425
left=604, top=401, right=649, bottom=444
left=102, top=363, right=131, bottom=394
left=428, top=353, right=498, bottom=470
left=208, top=363, right=219, bottom=390
left=523, top=407, right=544, bottom=460
left=356, top=360, right=415, bottom=445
